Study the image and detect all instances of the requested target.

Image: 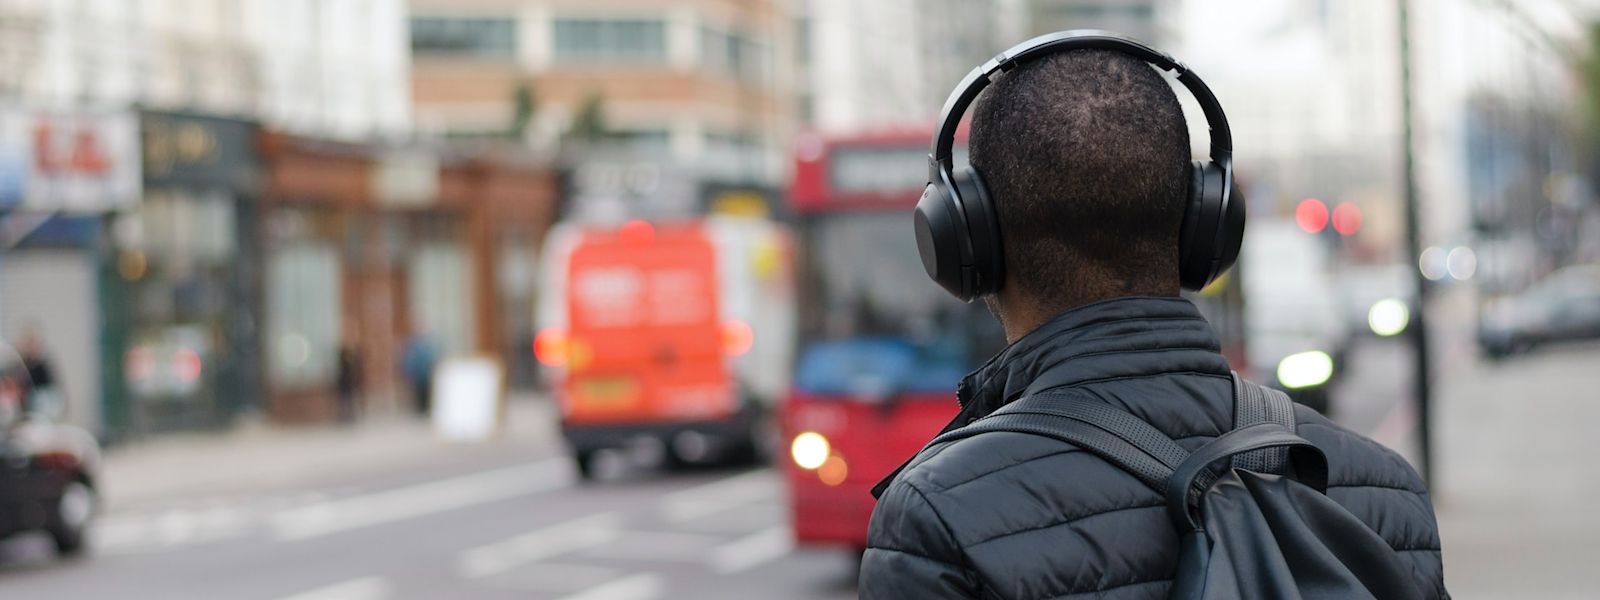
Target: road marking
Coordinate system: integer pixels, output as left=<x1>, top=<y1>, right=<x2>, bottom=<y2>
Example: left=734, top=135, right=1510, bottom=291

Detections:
left=553, top=573, right=664, bottom=600
left=579, top=530, right=726, bottom=562
left=276, top=576, right=391, bottom=600
left=707, top=525, right=793, bottom=574
left=474, top=563, right=623, bottom=592
left=457, top=513, right=623, bottom=579
left=660, top=469, right=776, bottom=523
left=271, top=459, right=572, bottom=541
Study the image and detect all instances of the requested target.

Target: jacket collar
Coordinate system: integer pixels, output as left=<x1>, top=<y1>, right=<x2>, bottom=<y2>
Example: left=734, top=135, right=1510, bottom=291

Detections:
left=872, top=296, right=1228, bottom=498
left=955, top=295, right=1224, bottom=418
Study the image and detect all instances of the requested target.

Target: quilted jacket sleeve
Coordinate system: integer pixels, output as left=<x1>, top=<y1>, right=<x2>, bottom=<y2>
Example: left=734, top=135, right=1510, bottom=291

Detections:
left=859, top=479, right=982, bottom=599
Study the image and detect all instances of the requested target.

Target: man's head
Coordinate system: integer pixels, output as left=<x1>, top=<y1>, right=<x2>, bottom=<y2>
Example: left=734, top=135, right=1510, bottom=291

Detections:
left=970, top=49, right=1190, bottom=337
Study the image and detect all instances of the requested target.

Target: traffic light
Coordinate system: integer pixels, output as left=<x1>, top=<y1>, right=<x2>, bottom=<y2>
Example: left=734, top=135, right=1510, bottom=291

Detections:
left=1332, top=202, right=1362, bottom=236
left=1295, top=198, right=1329, bottom=233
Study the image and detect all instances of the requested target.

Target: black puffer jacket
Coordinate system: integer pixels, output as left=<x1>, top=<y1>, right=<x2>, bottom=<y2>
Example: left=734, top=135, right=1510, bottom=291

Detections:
left=861, top=297, right=1447, bottom=599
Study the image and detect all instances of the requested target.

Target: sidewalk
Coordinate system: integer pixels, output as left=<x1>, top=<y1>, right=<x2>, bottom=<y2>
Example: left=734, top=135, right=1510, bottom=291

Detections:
left=99, top=394, right=562, bottom=509
left=1432, top=342, right=1600, bottom=599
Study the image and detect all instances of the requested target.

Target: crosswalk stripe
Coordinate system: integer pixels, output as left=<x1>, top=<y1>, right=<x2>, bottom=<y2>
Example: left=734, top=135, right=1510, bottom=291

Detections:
left=275, top=576, right=391, bottom=600
left=659, top=470, right=776, bottom=523
left=457, top=513, right=623, bottom=579
left=707, top=525, right=793, bottom=574
left=270, top=459, right=571, bottom=541
left=553, top=573, right=664, bottom=600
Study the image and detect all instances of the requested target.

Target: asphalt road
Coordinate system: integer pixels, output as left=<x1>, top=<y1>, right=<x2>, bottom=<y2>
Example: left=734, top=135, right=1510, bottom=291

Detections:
left=0, top=319, right=1557, bottom=599
left=0, top=437, right=860, bottom=600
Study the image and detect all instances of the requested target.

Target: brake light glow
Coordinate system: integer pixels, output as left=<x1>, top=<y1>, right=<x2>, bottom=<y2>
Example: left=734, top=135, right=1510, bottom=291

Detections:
left=721, top=320, right=754, bottom=356
left=534, top=328, right=569, bottom=366
left=818, top=455, right=849, bottom=486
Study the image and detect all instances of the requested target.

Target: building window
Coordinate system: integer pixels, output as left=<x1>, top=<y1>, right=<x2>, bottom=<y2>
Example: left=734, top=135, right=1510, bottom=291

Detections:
left=796, top=16, right=811, bottom=66
left=700, top=26, right=768, bottom=83
left=553, top=19, right=667, bottom=64
left=613, top=128, right=672, bottom=155
left=411, top=17, right=517, bottom=59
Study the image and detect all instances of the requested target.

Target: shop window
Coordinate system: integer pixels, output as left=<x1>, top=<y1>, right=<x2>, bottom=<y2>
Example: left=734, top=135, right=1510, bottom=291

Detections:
left=409, top=243, right=475, bottom=357
left=552, top=18, right=667, bottom=64
left=411, top=17, right=517, bottom=59
left=266, top=244, right=341, bottom=387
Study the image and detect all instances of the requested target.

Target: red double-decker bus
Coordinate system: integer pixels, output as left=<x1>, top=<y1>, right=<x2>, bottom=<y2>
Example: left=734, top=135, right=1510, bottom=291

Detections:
left=780, top=130, right=1006, bottom=551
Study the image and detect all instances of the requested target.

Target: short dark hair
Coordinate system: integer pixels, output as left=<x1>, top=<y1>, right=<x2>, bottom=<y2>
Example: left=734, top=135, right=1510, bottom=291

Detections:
left=970, top=49, right=1190, bottom=308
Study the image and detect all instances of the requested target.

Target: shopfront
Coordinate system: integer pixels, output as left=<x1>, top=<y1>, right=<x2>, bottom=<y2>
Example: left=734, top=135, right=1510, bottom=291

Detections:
left=106, top=112, right=263, bottom=436
left=258, top=133, right=558, bottom=423
left=0, top=109, right=140, bottom=437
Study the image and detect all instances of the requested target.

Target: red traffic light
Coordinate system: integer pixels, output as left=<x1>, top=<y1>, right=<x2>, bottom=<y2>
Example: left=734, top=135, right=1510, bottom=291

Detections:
left=1295, top=198, right=1329, bottom=233
left=1332, top=202, right=1362, bottom=236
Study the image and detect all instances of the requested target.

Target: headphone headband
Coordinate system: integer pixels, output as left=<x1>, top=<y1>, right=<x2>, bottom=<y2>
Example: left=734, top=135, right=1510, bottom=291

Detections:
left=929, top=29, right=1233, bottom=181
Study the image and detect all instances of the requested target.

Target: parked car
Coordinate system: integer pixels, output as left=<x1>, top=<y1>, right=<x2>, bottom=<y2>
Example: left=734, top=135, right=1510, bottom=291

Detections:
left=1479, top=265, right=1600, bottom=359
left=0, top=348, right=100, bottom=557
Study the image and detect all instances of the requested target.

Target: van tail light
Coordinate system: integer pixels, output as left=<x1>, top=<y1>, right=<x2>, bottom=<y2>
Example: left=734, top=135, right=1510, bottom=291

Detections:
left=534, top=328, right=569, bottom=366
left=721, top=320, right=753, bottom=356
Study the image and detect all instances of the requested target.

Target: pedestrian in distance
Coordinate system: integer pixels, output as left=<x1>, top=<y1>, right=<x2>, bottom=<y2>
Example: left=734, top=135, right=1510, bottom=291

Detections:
left=861, top=32, right=1446, bottom=599
left=17, top=325, right=63, bottom=420
left=335, top=329, right=362, bottom=425
left=402, top=331, right=438, bottom=418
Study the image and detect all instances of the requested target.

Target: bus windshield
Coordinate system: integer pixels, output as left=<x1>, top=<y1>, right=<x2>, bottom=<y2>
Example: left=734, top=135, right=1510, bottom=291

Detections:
left=794, top=211, right=1006, bottom=397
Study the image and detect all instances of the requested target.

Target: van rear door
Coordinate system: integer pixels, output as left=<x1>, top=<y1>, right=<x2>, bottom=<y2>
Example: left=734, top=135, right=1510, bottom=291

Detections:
left=564, top=224, right=734, bottom=424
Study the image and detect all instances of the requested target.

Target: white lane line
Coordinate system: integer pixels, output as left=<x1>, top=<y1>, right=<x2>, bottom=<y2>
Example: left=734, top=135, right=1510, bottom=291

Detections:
left=660, top=469, right=776, bottom=523
left=271, top=459, right=572, bottom=541
left=578, top=530, right=727, bottom=562
left=275, top=576, right=391, bottom=600
left=457, top=513, right=623, bottom=579
left=553, top=573, right=664, bottom=600
left=707, top=525, right=794, bottom=574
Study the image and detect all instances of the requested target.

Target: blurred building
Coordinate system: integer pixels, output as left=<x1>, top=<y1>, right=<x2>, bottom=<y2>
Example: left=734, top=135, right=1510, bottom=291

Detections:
left=794, top=0, right=1004, bottom=132
left=1016, top=0, right=1172, bottom=42
left=1176, top=0, right=1586, bottom=284
left=255, top=135, right=557, bottom=423
left=0, top=0, right=410, bottom=139
left=408, top=0, right=794, bottom=186
left=0, top=1, right=418, bottom=437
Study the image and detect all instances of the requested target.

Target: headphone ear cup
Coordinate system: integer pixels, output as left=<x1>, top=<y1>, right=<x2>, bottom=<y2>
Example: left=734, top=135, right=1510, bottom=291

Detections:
left=956, top=167, right=1004, bottom=295
left=1214, top=176, right=1246, bottom=281
left=915, top=182, right=970, bottom=298
left=1179, top=160, right=1231, bottom=291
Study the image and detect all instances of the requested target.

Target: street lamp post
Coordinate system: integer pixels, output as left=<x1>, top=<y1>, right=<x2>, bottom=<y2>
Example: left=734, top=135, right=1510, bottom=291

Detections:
left=1397, top=0, right=1434, bottom=487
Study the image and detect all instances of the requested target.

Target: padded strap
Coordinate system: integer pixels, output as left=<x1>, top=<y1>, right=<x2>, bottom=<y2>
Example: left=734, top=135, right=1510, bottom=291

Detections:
left=1230, top=373, right=1297, bottom=473
left=1165, top=423, right=1329, bottom=531
left=934, top=395, right=1196, bottom=492
left=930, top=392, right=1190, bottom=494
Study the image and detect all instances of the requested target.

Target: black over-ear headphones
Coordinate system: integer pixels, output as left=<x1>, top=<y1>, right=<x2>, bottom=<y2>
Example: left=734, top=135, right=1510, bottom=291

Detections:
left=914, top=29, right=1246, bottom=301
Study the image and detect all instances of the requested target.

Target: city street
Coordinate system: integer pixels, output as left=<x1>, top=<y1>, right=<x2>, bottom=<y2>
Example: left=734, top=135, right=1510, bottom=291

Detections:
left=0, top=326, right=1595, bottom=598
left=0, top=402, right=857, bottom=600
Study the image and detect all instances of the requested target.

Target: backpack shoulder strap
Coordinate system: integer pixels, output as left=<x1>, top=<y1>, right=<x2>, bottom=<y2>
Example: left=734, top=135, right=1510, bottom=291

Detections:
left=927, top=392, right=1189, bottom=494
left=1230, top=372, right=1298, bottom=473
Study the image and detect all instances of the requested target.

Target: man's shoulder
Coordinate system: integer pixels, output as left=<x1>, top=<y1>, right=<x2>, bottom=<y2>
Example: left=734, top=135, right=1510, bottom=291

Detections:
left=1291, top=404, right=1431, bottom=494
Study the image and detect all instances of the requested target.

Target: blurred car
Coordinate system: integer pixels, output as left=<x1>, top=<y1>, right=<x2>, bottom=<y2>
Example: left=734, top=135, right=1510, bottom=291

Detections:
left=1479, top=265, right=1600, bottom=359
left=1338, top=263, right=1416, bottom=339
left=1241, top=220, right=1351, bottom=414
left=0, top=343, right=101, bottom=558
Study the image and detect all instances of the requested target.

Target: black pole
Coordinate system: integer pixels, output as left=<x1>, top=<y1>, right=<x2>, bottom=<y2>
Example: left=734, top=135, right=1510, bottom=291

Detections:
left=1398, top=0, right=1434, bottom=487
